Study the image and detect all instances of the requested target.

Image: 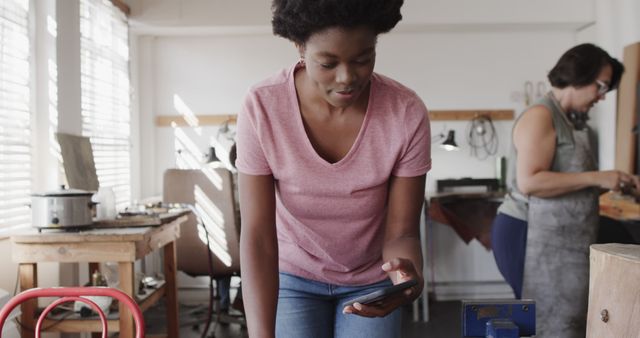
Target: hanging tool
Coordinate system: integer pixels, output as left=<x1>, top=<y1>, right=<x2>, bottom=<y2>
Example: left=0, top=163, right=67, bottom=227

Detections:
left=535, top=81, right=547, bottom=99
left=524, top=81, right=534, bottom=106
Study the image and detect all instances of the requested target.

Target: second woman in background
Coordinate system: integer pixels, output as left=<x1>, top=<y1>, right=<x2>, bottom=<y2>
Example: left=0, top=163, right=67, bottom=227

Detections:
left=492, top=43, right=639, bottom=337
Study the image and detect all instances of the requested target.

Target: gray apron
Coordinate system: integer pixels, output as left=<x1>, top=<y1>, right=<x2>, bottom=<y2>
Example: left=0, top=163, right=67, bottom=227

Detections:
left=522, top=127, right=599, bottom=337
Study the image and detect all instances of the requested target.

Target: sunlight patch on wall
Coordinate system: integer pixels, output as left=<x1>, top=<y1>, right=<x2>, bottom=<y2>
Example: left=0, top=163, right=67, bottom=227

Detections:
left=173, top=127, right=204, bottom=169
left=173, top=94, right=201, bottom=135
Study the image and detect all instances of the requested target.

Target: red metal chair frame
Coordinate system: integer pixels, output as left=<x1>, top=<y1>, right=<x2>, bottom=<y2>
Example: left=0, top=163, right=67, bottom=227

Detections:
left=0, top=287, right=144, bottom=338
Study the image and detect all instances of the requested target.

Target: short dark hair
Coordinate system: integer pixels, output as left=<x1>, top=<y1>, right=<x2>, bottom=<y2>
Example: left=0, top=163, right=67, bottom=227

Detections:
left=271, top=0, right=404, bottom=45
left=548, top=43, right=624, bottom=91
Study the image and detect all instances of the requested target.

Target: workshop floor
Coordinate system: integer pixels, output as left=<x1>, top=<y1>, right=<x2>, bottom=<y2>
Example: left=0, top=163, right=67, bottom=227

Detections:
left=145, top=296, right=460, bottom=338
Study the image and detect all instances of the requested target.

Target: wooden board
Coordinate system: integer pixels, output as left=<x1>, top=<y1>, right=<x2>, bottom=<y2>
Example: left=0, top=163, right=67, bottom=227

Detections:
left=92, top=210, right=188, bottom=228
left=587, top=244, right=640, bottom=337
left=427, top=109, right=514, bottom=121
left=12, top=241, right=136, bottom=263
left=56, top=133, right=99, bottom=191
left=155, top=109, right=515, bottom=127
left=599, top=191, right=640, bottom=221
left=615, top=42, right=640, bottom=174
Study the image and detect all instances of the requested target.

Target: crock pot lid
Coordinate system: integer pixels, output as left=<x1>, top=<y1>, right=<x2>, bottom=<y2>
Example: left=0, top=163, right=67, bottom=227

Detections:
left=32, top=188, right=94, bottom=197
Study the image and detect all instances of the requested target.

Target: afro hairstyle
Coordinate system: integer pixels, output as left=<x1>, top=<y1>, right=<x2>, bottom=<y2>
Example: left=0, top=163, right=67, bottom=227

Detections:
left=271, top=0, right=404, bottom=44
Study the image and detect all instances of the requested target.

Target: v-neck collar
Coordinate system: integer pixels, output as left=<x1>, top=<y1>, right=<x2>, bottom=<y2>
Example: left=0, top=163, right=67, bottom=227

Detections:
left=288, top=63, right=375, bottom=168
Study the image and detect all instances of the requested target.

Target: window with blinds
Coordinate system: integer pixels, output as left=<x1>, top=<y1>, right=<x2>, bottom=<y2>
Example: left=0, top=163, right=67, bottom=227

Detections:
left=79, top=0, right=130, bottom=209
left=0, top=0, right=31, bottom=228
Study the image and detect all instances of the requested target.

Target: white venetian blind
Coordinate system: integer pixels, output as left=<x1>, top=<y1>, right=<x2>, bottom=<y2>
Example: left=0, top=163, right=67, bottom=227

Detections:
left=80, top=0, right=130, bottom=208
left=0, top=0, right=30, bottom=228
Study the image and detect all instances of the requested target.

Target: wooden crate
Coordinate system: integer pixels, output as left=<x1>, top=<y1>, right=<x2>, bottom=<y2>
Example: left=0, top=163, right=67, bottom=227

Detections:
left=587, top=244, right=640, bottom=337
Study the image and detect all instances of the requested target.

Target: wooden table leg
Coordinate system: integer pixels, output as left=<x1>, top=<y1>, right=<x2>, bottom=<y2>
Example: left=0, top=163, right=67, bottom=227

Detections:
left=118, top=261, right=135, bottom=338
left=18, top=263, right=37, bottom=338
left=164, top=241, right=179, bottom=338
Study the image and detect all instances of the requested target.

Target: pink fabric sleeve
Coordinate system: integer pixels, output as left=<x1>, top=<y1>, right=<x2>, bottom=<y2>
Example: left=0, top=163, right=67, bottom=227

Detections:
left=235, top=91, right=273, bottom=175
left=392, top=98, right=432, bottom=177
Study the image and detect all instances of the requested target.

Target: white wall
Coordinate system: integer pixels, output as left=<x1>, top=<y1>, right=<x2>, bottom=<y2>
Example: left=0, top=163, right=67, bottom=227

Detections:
left=401, top=0, right=593, bottom=26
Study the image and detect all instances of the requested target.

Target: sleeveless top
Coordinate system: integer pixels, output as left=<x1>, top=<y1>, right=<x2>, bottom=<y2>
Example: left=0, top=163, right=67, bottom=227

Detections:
left=497, top=92, right=580, bottom=221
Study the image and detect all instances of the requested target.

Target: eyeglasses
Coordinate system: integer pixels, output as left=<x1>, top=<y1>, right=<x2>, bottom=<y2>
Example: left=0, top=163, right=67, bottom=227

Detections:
left=595, top=80, right=609, bottom=95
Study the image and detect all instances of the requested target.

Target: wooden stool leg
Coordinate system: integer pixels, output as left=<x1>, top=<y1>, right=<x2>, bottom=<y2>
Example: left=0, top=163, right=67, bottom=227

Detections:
left=19, top=263, right=37, bottom=338
left=118, top=261, right=135, bottom=338
left=164, top=241, right=180, bottom=337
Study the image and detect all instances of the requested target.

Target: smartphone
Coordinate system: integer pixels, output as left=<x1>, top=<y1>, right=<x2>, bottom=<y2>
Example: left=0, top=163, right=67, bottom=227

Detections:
left=342, top=279, right=418, bottom=308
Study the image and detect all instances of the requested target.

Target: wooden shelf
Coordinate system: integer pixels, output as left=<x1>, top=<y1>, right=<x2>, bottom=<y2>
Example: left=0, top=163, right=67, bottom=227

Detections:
left=156, top=114, right=236, bottom=127
left=35, top=283, right=166, bottom=333
left=428, top=109, right=514, bottom=121
left=155, top=109, right=514, bottom=127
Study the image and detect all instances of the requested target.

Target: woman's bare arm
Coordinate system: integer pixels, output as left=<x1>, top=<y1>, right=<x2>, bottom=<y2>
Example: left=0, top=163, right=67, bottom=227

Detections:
left=239, top=173, right=278, bottom=338
left=514, top=106, right=638, bottom=197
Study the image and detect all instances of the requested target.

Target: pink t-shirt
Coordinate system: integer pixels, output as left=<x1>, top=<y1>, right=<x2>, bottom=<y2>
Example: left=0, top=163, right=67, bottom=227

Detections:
left=236, top=63, right=431, bottom=285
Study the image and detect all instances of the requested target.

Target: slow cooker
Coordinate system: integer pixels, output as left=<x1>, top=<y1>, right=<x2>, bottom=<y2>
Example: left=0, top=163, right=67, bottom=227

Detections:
left=31, top=187, right=95, bottom=229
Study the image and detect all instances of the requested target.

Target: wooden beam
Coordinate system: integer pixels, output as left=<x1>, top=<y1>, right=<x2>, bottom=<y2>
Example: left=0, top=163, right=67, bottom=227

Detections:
left=428, top=109, right=514, bottom=121
left=155, top=109, right=514, bottom=127
left=110, top=0, right=130, bottom=16
left=156, top=114, right=237, bottom=127
left=615, top=42, right=640, bottom=173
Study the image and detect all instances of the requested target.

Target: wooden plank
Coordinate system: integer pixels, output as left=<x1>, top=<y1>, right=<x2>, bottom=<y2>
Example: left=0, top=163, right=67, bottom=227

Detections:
left=19, top=263, right=36, bottom=338
left=428, top=109, right=514, bottom=121
left=10, top=228, right=148, bottom=244
left=119, top=261, right=135, bottom=338
left=93, top=216, right=161, bottom=228
left=587, top=244, right=640, bottom=337
left=615, top=42, right=640, bottom=173
left=156, top=114, right=237, bottom=127
left=9, top=211, right=189, bottom=244
left=155, top=110, right=515, bottom=127
left=164, top=241, right=180, bottom=338
left=39, top=319, right=119, bottom=332
left=599, top=191, right=640, bottom=221
left=138, top=284, right=166, bottom=312
left=11, top=242, right=136, bottom=263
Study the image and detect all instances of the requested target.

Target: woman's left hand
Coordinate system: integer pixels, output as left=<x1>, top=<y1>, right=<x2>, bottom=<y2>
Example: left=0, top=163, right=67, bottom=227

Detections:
left=343, top=258, right=423, bottom=318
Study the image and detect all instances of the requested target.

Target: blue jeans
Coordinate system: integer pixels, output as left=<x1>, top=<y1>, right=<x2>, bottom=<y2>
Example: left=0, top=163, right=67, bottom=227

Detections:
left=276, top=272, right=402, bottom=338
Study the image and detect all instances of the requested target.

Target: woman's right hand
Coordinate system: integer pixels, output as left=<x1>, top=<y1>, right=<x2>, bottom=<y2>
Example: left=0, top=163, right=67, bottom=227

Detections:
left=596, top=170, right=640, bottom=191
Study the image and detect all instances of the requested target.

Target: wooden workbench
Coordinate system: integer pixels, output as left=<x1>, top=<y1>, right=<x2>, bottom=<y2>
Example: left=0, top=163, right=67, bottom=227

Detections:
left=9, top=213, right=187, bottom=338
